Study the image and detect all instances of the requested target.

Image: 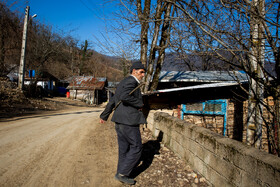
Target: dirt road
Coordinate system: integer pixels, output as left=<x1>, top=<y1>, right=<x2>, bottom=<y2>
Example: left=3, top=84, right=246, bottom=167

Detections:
left=0, top=107, right=122, bottom=187
left=0, top=98, right=209, bottom=187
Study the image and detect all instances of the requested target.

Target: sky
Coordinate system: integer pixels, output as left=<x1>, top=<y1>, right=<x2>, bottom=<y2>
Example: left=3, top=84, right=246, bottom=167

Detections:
left=9, top=0, right=120, bottom=52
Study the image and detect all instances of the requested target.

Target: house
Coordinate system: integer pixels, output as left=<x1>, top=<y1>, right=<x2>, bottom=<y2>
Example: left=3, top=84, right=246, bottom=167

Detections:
left=145, top=71, right=248, bottom=108
left=66, top=76, right=108, bottom=105
left=106, top=81, right=119, bottom=100
left=7, top=70, right=59, bottom=97
left=157, top=70, right=248, bottom=89
left=144, top=70, right=275, bottom=152
left=24, top=71, right=58, bottom=90
left=144, top=71, right=250, bottom=140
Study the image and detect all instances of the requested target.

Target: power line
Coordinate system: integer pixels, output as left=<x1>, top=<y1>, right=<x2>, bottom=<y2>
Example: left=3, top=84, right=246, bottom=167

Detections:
left=78, top=0, right=103, bottom=20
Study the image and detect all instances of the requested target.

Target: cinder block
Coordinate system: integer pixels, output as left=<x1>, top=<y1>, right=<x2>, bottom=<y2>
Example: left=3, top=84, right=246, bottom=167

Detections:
left=184, top=149, right=193, bottom=164
left=208, top=169, right=234, bottom=187
left=175, top=140, right=185, bottom=159
left=182, top=124, right=195, bottom=140
left=193, top=154, right=234, bottom=187
left=162, top=134, right=171, bottom=146
left=256, top=155, right=280, bottom=186
left=207, top=153, right=242, bottom=185
left=191, top=141, right=206, bottom=160
left=181, top=136, right=191, bottom=150
left=153, top=112, right=280, bottom=187
left=241, top=170, right=262, bottom=187
left=236, top=149, right=258, bottom=178
left=170, top=130, right=181, bottom=144
left=170, top=138, right=180, bottom=155
left=200, top=132, right=220, bottom=154
left=191, top=155, right=205, bottom=174
left=173, top=119, right=186, bottom=133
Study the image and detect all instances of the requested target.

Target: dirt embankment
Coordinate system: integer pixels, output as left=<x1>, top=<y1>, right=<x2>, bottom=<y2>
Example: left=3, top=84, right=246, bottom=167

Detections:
left=0, top=77, right=94, bottom=118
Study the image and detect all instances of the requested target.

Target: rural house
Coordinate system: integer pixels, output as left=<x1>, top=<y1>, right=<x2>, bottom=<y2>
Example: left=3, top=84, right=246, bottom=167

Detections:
left=66, top=76, right=108, bottom=105
left=106, top=81, right=119, bottom=100
left=144, top=72, right=249, bottom=141
left=25, top=70, right=58, bottom=89
left=145, top=70, right=275, bottom=152
left=8, top=70, right=58, bottom=94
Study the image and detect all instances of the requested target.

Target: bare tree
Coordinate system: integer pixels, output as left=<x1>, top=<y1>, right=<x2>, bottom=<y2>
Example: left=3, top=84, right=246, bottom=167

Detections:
left=116, top=0, right=175, bottom=91
left=145, top=0, right=174, bottom=91
left=0, top=2, right=21, bottom=76
left=169, top=0, right=279, bottom=155
left=136, top=0, right=151, bottom=68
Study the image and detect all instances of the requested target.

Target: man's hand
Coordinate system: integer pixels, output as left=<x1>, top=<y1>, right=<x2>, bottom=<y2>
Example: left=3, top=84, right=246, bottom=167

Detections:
left=100, top=119, right=106, bottom=124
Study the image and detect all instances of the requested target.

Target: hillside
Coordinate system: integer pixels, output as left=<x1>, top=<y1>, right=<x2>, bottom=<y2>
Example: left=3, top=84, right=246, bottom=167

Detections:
left=64, top=50, right=125, bottom=82
left=0, top=2, right=125, bottom=82
left=162, top=52, right=276, bottom=76
left=162, top=52, right=235, bottom=71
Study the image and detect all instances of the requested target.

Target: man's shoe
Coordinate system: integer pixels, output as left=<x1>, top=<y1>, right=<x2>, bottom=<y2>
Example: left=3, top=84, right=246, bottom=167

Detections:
left=115, top=173, right=135, bottom=185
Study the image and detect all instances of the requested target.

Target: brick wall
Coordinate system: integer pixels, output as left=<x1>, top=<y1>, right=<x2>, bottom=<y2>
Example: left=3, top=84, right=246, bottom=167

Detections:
left=146, top=111, right=280, bottom=187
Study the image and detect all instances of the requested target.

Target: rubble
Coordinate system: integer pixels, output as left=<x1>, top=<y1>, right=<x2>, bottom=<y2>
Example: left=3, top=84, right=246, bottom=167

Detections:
left=129, top=128, right=210, bottom=187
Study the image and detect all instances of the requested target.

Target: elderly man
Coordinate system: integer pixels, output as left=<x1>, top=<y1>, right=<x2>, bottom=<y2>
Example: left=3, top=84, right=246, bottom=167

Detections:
left=100, top=62, right=146, bottom=185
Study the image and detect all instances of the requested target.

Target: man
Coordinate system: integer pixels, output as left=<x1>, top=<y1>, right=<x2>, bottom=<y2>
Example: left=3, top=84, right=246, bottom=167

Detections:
left=99, top=62, right=146, bottom=185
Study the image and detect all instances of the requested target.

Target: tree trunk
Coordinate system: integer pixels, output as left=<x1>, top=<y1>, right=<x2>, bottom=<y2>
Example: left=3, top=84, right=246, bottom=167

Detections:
left=0, top=32, right=5, bottom=76
left=246, top=0, right=265, bottom=149
left=143, top=0, right=163, bottom=92
left=150, top=2, right=172, bottom=91
left=137, top=0, right=151, bottom=69
left=276, top=86, right=280, bottom=156
left=0, top=4, right=5, bottom=76
left=276, top=45, right=280, bottom=156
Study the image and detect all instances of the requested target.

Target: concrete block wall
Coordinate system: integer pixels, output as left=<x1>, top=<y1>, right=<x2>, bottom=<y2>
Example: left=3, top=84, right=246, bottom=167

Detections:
left=147, top=111, right=280, bottom=187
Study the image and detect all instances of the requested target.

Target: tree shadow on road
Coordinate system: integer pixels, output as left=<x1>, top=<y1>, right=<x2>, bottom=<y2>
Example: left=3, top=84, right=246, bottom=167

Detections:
left=0, top=110, right=101, bottom=122
left=130, top=131, right=163, bottom=178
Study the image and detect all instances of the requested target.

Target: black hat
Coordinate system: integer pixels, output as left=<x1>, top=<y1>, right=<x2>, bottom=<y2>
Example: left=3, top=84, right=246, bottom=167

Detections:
left=130, top=62, right=146, bottom=73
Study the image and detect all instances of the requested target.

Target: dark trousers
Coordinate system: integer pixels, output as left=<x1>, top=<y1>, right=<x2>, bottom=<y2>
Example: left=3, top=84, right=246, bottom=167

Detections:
left=115, top=123, right=142, bottom=176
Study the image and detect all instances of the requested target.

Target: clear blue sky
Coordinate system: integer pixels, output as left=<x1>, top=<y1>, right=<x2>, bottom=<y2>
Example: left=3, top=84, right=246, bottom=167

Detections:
left=11, top=0, right=119, bottom=52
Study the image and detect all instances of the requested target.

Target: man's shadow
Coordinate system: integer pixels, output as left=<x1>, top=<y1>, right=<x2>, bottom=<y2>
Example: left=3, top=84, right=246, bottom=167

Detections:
left=130, top=131, right=163, bottom=178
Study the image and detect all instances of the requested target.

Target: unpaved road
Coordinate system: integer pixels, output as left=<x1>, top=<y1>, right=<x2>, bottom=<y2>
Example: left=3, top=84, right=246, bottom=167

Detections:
left=0, top=98, right=209, bottom=187
left=0, top=107, right=122, bottom=187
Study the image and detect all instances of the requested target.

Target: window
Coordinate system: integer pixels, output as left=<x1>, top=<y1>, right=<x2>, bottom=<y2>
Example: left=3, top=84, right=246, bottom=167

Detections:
left=181, top=99, right=227, bottom=136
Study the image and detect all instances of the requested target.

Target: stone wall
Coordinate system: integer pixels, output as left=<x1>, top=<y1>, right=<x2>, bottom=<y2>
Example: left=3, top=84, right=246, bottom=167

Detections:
left=146, top=111, right=280, bottom=187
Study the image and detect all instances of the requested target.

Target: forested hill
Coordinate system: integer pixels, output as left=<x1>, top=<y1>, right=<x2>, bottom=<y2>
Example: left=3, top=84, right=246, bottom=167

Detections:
left=0, top=2, right=124, bottom=82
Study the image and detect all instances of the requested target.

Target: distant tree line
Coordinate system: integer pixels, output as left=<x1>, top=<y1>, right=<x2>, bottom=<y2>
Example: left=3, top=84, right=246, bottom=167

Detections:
left=0, top=2, right=123, bottom=82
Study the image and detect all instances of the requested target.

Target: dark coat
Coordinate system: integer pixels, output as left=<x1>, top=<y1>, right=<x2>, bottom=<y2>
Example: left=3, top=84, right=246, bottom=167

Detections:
left=100, top=76, right=147, bottom=125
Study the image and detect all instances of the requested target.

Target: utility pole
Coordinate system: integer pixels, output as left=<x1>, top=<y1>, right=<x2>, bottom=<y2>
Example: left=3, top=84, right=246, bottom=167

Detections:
left=18, top=6, right=30, bottom=90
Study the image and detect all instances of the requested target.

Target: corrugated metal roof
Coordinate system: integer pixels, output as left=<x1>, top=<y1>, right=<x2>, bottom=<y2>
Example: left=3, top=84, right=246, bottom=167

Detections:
left=144, top=81, right=248, bottom=95
left=159, top=71, right=248, bottom=83
left=107, top=82, right=119, bottom=88
left=67, top=76, right=107, bottom=90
